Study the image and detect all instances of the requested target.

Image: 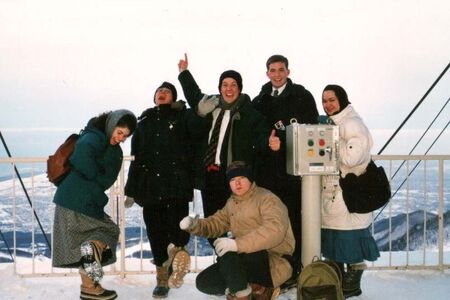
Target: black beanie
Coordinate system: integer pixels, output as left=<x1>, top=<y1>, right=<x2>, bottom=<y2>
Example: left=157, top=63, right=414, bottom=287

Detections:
left=226, top=161, right=253, bottom=183
left=218, top=70, right=243, bottom=92
left=154, top=81, right=177, bottom=103
left=323, top=84, right=351, bottom=114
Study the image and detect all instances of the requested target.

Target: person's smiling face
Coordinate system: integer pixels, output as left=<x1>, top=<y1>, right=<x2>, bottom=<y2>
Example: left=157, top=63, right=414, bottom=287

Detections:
left=322, top=90, right=341, bottom=116
left=220, top=78, right=240, bottom=103
left=266, top=61, right=290, bottom=88
left=110, top=126, right=130, bottom=145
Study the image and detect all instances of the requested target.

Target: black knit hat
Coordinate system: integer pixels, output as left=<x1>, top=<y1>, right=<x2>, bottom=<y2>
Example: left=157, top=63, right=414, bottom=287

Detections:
left=226, top=161, right=253, bottom=183
left=154, top=81, right=177, bottom=103
left=323, top=84, right=351, bottom=113
left=218, top=70, right=243, bottom=92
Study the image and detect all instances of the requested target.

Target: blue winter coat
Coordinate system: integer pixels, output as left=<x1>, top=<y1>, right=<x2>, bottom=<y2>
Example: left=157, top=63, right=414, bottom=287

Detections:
left=53, top=125, right=123, bottom=219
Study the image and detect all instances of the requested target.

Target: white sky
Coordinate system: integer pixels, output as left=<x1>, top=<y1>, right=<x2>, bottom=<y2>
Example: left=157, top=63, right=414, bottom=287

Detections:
left=0, top=0, right=449, bottom=153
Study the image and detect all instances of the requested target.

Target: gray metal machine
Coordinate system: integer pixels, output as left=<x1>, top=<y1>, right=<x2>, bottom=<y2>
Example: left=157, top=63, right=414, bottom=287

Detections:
left=286, top=123, right=340, bottom=265
left=286, top=123, right=339, bottom=175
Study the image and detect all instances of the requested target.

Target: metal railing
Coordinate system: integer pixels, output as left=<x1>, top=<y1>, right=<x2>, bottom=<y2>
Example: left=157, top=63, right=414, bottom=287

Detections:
left=0, top=155, right=449, bottom=277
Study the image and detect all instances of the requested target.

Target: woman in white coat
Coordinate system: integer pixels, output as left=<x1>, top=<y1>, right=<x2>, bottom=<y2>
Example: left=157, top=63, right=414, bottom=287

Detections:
left=320, top=85, right=380, bottom=298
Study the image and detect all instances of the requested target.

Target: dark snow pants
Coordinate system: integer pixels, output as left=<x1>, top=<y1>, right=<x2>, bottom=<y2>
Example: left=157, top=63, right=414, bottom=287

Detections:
left=195, top=250, right=274, bottom=295
left=143, top=200, right=190, bottom=266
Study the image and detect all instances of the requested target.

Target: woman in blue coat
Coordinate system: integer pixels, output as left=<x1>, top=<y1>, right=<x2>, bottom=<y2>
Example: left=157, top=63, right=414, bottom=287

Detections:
left=52, top=109, right=136, bottom=300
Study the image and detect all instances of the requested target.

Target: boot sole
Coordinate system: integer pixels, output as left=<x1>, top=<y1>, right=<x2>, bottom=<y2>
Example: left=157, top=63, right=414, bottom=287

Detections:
left=168, top=250, right=190, bottom=288
left=80, top=292, right=117, bottom=300
left=343, top=288, right=362, bottom=298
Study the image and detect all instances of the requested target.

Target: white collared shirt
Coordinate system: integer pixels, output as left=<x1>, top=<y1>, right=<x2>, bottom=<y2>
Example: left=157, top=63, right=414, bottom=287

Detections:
left=208, top=108, right=231, bottom=165
left=272, top=82, right=287, bottom=96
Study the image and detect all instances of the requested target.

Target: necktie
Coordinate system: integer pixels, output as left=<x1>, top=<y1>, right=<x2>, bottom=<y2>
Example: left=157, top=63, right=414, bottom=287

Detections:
left=273, top=89, right=279, bottom=97
left=204, top=109, right=225, bottom=167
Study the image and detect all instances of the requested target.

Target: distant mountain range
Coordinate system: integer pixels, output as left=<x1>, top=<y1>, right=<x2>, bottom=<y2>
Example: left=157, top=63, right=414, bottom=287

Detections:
left=375, top=210, right=450, bottom=251
left=2, top=209, right=450, bottom=263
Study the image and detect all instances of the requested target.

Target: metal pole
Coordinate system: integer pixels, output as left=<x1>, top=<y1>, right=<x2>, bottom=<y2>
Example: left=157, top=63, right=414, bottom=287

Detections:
left=0, top=228, right=14, bottom=261
left=301, top=175, right=322, bottom=266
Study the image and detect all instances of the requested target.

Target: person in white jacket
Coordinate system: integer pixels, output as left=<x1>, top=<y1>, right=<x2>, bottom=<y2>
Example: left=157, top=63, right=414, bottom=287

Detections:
left=320, top=84, right=380, bottom=298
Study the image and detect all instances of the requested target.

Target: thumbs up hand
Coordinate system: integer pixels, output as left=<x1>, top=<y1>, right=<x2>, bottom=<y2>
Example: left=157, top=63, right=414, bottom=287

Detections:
left=269, top=129, right=281, bottom=151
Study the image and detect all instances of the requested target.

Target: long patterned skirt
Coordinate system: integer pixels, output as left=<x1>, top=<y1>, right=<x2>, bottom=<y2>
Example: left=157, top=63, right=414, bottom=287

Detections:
left=52, top=205, right=119, bottom=268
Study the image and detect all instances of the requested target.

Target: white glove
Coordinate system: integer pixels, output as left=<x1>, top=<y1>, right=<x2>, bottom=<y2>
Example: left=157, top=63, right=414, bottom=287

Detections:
left=197, top=94, right=219, bottom=117
left=124, top=196, right=135, bottom=208
left=213, top=237, right=237, bottom=257
left=179, top=215, right=199, bottom=231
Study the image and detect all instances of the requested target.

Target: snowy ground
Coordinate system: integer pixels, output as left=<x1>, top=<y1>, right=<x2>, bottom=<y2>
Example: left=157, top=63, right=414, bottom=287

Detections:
left=1, top=262, right=450, bottom=300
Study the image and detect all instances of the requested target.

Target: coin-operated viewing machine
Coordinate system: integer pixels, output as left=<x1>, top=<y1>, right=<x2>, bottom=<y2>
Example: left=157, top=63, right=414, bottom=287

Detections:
left=286, top=123, right=339, bottom=266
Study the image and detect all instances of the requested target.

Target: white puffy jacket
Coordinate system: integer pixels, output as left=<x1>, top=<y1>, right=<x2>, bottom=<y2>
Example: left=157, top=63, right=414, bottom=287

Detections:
left=321, top=105, right=374, bottom=230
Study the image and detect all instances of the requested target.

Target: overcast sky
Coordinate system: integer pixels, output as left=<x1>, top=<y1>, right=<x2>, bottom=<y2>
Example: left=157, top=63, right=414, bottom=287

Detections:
left=0, top=0, right=449, bottom=153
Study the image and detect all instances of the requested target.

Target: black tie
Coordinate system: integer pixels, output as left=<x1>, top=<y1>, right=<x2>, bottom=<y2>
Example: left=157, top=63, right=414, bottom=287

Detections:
left=204, top=109, right=225, bottom=167
left=273, top=89, right=279, bottom=97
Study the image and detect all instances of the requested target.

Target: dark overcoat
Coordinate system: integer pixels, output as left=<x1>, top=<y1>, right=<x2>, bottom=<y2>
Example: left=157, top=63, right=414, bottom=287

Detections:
left=125, top=103, right=195, bottom=206
left=252, top=79, right=319, bottom=190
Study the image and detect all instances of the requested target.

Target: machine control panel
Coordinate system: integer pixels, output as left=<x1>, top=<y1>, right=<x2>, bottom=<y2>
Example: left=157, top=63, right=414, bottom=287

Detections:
left=286, top=124, right=339, bottom=175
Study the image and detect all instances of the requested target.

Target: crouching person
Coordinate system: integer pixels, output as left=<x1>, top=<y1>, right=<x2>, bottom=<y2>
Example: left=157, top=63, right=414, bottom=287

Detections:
left=179, top=161, right=295, bottom=300
left=52, top=110, right=137, bottom=300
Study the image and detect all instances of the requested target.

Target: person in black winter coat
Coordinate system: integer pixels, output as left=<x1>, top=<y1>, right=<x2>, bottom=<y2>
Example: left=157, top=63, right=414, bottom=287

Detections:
left=124, top=82, right=200, bottom=298
left=177, top=54, right=270, bottom=248
left=252, top=54, right=319, bottom=285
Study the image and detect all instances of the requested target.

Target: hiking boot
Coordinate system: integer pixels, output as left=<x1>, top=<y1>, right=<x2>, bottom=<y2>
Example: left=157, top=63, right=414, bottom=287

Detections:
left=250, top=283, right=280, bottom=300
left=343, top=287, right=362, bottom=298
left=152, top=285, right=170, bottom=299
left=79, top=268, right=117, bottom=300
left=153, top=266, right=170, bottom=298
left=80, top=288, right=117, bottom=300
left=168, top=247, right=190, bottom=288
left=343, top=263, right=365, bottom=298
left=226, top=285, right=252, bottom=300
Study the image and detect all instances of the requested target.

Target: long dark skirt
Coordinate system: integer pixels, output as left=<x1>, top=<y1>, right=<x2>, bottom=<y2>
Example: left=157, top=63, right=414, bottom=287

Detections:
left=52, top=205, right=119, bottom=268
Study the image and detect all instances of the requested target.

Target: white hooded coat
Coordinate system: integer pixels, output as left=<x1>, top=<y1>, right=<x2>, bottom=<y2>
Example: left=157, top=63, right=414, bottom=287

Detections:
left=321, top=105, right=374, bottom=230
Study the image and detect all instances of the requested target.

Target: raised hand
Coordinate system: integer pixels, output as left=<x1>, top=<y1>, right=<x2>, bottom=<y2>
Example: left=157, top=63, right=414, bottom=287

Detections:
left=178, top=53, right=189, bottom=73
left=269, top=129, right=281, bottom=151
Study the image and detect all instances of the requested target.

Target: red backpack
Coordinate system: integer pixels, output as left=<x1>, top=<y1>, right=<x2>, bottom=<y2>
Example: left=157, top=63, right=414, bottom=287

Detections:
left=47, top=133, right=80, bottom=185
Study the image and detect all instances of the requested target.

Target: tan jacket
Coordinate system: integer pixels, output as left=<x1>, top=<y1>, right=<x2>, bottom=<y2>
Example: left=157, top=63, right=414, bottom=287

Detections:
left=190, top=183, right=295, bottom=287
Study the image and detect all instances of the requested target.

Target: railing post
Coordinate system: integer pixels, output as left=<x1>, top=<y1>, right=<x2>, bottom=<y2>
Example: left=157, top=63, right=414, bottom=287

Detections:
left=119, top=159, right=126, bottom=278
left=438, top=159, right=444, bottom=271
